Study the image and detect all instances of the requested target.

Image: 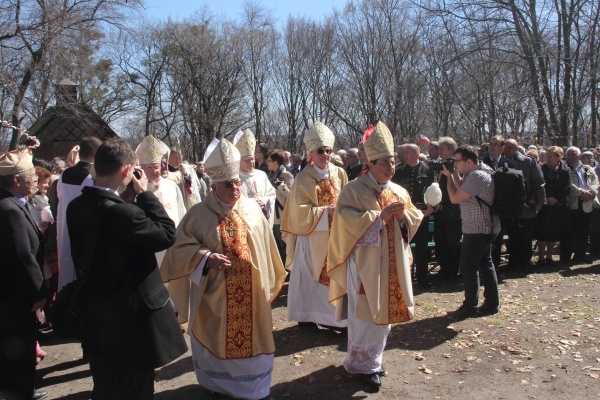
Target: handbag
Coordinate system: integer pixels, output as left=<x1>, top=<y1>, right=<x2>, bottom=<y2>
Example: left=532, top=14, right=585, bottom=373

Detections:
left=49, top=200, right=114, bottom=341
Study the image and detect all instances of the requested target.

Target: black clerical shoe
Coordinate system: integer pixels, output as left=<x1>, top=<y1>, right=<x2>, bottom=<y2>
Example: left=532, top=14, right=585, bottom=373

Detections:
left=364, top=373, right=381, bottom=389
left=297, top=322, right=318, bottom=329
left=32, top=391, right=48, bottom=400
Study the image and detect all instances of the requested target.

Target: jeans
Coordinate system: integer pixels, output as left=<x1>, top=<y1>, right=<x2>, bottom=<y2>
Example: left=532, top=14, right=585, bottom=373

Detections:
left=459, top=233, right=499, bottom=310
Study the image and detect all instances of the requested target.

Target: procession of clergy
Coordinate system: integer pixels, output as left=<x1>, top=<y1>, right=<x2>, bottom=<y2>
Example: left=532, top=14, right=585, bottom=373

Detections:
left=142, top=120, right=421, bottom=398
left=54, top=120, right=422, bottom=399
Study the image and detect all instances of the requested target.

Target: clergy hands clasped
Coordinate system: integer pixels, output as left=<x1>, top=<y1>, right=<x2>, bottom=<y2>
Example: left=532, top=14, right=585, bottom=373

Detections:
left=381, top=201, right=405, bottom=222
left=207, top=253, right=232, bottom=271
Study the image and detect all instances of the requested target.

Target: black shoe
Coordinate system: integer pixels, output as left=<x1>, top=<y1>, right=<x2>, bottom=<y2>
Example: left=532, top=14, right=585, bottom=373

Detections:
left=364, top=373, right=381, bottom=389
left=32, top=392, right=49, bottom=400
left=297, top=322, right=318, bottom=328
left=447, top=306, right=478, bottom=318
left=477, top=304, right=499, bottom=315
left=417, top=281, right=432, bottom=289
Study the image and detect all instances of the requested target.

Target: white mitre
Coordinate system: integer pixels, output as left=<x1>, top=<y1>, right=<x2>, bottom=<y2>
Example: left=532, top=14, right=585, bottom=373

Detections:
left=135, top=136, right=170, bottom=165
left=233, top=128, right=256, bottom=157
left=203, top=138, right=240, bottom=183
left=303, top=121, right=335, bottom=152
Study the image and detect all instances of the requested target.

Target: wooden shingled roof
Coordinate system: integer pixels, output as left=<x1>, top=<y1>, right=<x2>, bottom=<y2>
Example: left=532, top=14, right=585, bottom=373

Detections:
left=30, top=102, right=118, bottom=160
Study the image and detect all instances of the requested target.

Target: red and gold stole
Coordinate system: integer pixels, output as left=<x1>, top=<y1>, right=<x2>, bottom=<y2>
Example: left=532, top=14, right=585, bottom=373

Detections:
left=219, top=211, right=253, bottom=359
left=316, top=178, right=338, bottom=286
left=376, top=188, right=411, bottom=323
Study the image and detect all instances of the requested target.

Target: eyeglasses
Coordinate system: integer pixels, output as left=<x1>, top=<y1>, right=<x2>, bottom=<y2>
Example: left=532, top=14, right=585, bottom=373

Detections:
left=219, top=179, right=242, bottom=189
left=316, top=148, right=333, bottom=155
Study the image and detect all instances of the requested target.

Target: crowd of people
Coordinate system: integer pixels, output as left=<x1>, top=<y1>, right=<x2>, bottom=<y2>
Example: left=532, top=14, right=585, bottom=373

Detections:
left=1, top=124, right=599, bottom=399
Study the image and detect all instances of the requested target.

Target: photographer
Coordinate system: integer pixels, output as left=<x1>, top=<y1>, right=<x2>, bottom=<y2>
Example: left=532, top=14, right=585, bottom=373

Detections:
left=431, top=137, right=462, bottom=282
left=267, top=149, right=294, bottom=263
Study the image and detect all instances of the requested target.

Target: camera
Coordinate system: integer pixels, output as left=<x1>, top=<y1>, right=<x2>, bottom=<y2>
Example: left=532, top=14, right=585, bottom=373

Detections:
left=427, top=158, right=455, bottom=172
left=133, top=170, right=142, bottom=179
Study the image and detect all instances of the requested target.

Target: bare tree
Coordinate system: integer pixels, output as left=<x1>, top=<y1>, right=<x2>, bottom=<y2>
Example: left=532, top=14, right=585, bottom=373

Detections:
left=0, top=0, right=142, bottom=150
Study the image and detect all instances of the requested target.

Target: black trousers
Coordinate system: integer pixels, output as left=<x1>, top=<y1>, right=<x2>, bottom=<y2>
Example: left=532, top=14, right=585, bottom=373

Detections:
left=589, top=209, right=600, bottom=255
left=412, top=220, right=431, bottom=284
left=0, top=304, right=37, bottom=400
left=506, top=217, right=535, bottom=267
left=560, top=208, right=592, bottom=261
left=491, top=216, right=510, bottom=268
left=434, top=216, right=462, bottom=278
left=91, top=364, right=154, bottom=400
left=273, top=224, right=286, bottom=264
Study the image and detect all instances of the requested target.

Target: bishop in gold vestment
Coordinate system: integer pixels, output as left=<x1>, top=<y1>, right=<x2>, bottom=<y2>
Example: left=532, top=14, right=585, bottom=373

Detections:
left=161, top=139, right=286, bottom=400
left=280, top=121, right=348, bottom=330
left=328, top=122, right=423, bottom=389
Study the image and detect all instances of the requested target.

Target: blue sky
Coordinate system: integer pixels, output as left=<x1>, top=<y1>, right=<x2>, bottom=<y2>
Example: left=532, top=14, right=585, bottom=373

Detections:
left=143, top=0, right=347, bottom=23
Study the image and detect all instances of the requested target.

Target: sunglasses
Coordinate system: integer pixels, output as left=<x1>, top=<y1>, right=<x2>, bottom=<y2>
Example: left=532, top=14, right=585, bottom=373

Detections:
left=219, top=179, right=242, bottom=189
left=316, top=148, right=333, bottom=155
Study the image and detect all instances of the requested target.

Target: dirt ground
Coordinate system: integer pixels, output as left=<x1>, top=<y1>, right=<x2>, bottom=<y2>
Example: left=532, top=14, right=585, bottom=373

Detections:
left=36, top=258, right=600, bottom=399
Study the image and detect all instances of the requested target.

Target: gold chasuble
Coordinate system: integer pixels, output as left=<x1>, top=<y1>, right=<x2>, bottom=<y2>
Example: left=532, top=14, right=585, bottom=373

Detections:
left=327, top=174, right=423, bottom=324
left=280, top=164, right=348, bottom=282
left=161, top=191, right=287, bottom=359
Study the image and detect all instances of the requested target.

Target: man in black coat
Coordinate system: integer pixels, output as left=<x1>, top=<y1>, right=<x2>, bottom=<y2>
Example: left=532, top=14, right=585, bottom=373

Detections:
left=67, top=139, right=187, bottom=400
left=0, top=148, right=48, bottom=400
left=345, top=147, right=363, bottom=181
left=482, top=135, right=516, bottom=269
left=432, top=137, right=462, bottom=282
left=392, top=143, right=435, bottom=288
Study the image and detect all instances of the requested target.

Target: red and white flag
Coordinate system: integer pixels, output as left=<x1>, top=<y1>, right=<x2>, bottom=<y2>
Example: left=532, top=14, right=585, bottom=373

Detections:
left=419, top=134, right=430, bottom=145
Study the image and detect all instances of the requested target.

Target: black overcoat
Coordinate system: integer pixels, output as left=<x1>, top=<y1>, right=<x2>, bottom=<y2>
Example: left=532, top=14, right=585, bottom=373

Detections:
left=67, top=186, right=187, bottom=373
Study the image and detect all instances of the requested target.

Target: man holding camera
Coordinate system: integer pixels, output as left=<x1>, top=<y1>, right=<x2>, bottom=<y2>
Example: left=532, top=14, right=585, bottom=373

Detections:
left=432, top=137, right=462, bottom=281
left=442, top=146, right=500, bottom=317
left=67, top=139, right=187, bottom=399
left=392, top=144, right=434, bottom=288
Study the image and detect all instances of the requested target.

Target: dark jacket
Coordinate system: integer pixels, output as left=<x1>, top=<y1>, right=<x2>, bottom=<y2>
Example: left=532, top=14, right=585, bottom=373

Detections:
left=0, top=188, right=47, bottom=307
left=67, top=187, right=186, bottom=372
left=508, top=152, right=547, bottom=219
left=482, top=154, right=516, bottom=170
left=392, top=161, right=433, bottom=210
left=542, top=161, right=571, bottom=207
left=346, top=163, right=364, bottom=181
left=436, top=173, right=461, bottom=220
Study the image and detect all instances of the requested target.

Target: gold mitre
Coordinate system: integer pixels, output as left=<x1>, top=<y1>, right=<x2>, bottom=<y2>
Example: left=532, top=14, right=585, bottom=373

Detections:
left=233, top=128, right=256, bottom=157
left=364, top=121, right=395, bottom=162
left=203, top=138, right=240, bottom=183
left=0, top=148, right=34, bottom=176
left=135, top=136, right=170, bottom=165
left=303, top=121, right=335, bottom=152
